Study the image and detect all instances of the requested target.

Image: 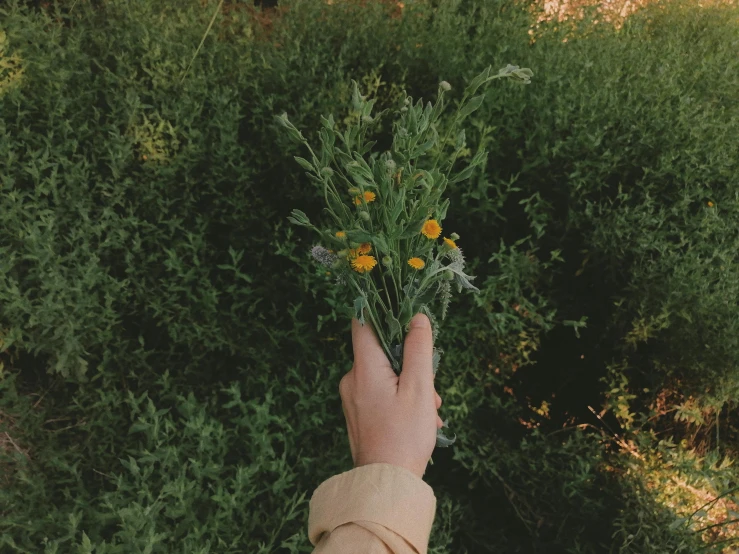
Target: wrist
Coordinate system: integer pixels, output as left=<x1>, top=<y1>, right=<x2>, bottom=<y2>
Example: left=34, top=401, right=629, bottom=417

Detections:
left=356, top=456, right=427, bottom=479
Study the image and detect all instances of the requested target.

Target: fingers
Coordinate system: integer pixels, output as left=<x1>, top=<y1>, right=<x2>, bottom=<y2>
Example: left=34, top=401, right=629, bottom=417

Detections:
left=351, top=318, right=392, bottom=374
left=437, top=415, right=444, bottom=429
left=435, top=391, right=442, bottom=410
left=398, top=313, right=434, bottom=395
left=339, top=372, right=357, bottom=463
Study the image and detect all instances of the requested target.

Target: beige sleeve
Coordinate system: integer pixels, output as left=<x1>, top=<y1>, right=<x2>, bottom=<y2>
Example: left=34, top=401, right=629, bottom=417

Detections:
left=308, top=463, right=437, bottom=554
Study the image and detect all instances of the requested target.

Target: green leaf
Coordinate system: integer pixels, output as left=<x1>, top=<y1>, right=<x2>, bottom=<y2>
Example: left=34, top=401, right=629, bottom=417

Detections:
left=432, top=347, right=442, bottom=374
left=361, top=98, right=376, bottom=118
left=294, top=156, right=314, bottom=172
left=353, top=294, right=369, bottom=325
left=320, top=114, right=335, bottom=129
left=458, top=94, right=486, bottom=121
left=470, top=148, right=488, bottom=167
left=345, top=159, right=375, bottom=187
left=400, top=225, right=422, bottom=239
left=449, top=165, right=476, bottom=184
left=464, top=65, right=492, bottom=97
left=80, top=532, right=94, bottom=553
left=455, top=129, right=466, bottom=149
left=563, top=317, right=588, bottom=338
left=228, top=246, right=244, bottom=264
left=128, top=421, right=149, bottom=434
left=287, top=209, right=311, bottom=226
left=372, top=234, right=390, bottom=253
left=447, top=265, right=479, bottom=293
left=358, top=140, right=377, bottom=156
left=498, top=64, right=534, bottom=84
left=438, top=198, right=450, bottom=220
left=351, top=80, right=364, bottom=112
left=385, top=312, right=402, bottom=342
left=410, top=134, right=437, bottom=159
left=436, top=426, right=456, bottom=447
left=389, top=198, right=405, bottom=225
left=346, top=229, right=374, bottom=243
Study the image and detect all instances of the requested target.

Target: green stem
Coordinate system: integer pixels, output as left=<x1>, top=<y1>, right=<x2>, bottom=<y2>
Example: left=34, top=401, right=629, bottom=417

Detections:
left=431, top=107, right=463, bottom=175
left=302, top=141, right=351, bottom=223
left=351, top=281, right=397, bottom=369
left=431, top=72, right=506, bottom=174
left=379, top=271, right=395, bottom=313
left=369, top=281, right=390, bottom=314
left=687, top=485, right=739, bottom=524
left=179, top=0, right=224, bottom=85
left=445, top=147, right=461, bottom=182
left=389, top=266, right=402, bottom=312
left=692, top=518, right=739, bottom=535
left=368, top=304, right=395, bottom=367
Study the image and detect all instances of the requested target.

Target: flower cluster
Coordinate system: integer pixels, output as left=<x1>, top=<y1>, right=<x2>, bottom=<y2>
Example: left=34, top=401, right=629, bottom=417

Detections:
left=282, top=65, right=532, bottom=447
left=311, top=245, right=338, bottom=267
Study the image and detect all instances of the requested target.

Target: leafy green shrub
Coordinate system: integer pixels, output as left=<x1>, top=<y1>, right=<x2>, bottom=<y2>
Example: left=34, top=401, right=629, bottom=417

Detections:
left=1, top=0, right=738, bottom=552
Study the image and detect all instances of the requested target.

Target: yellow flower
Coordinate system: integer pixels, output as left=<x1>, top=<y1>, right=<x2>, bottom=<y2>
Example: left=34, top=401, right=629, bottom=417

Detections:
left=351, top=255, right=377, bottom=273
left=421, top=219, right=442, bottom=239
left=707, top=201, right=715, bottom=207
left=358, top=242, right=372, bottom=254
left=354, top=191, right=377, bottom=205
left=335, top=231, right=346, bottom=238
left=443, top=237, right=457, bottom=249
left=408, top=257, right=425, bottom=270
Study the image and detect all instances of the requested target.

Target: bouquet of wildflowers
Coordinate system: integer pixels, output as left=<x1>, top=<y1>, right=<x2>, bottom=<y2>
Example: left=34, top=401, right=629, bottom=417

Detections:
left=279, top=65, right=532, bottom=446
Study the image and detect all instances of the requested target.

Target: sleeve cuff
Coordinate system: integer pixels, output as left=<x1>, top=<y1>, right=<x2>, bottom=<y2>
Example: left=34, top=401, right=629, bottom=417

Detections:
left=308, top=463, right=436, bottom=553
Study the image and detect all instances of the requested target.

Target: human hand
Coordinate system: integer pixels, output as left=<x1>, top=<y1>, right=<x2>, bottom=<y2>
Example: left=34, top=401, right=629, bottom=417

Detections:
left=339, top=313, right=444, bottom=479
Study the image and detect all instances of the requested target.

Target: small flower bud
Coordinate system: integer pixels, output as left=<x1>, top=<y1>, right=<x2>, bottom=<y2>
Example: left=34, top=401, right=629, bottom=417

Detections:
left=382, top=256, right=393, bottom=268
left=321, top=167, right=335, bottom=177
left=385, top=158, right=396, bottom=171
left=450, top=232, right=460, bottom=241
left=361, top=115, right=374, bottom=124
left=348, top=187, right=361, bottom=195
left=359, top=211, right=371, bottom=221
left=443, top=269, right=455, bottom=280
left=439, top=81, right=451, bottom=92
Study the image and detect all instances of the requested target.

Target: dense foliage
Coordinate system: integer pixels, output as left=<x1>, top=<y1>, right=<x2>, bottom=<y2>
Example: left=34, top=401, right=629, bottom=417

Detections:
left=1, top=0, right=738, bottom=552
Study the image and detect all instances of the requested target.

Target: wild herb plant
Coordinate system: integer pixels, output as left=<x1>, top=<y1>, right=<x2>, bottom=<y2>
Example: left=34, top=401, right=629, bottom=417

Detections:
left=280, top=65, right=532, bottom=444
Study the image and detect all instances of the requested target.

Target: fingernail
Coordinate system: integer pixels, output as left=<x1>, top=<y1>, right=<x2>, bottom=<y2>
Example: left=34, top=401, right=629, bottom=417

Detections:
left=410, top=313, right=429, bottom=329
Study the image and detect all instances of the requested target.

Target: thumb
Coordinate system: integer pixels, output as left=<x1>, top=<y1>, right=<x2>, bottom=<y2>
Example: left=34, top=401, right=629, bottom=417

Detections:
left=399, top=313, right=433, bottom=394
